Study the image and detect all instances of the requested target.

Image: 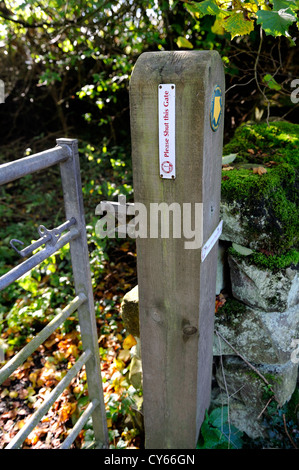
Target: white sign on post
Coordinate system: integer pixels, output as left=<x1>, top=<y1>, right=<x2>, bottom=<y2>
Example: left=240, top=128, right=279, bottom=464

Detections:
left=201, top=220, right=223, bottom=262
left=158, top=84, right=175, bottom=179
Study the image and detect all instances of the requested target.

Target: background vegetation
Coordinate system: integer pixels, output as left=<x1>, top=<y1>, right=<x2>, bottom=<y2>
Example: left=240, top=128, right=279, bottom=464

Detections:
left=0, top=0, right=298, bottom=449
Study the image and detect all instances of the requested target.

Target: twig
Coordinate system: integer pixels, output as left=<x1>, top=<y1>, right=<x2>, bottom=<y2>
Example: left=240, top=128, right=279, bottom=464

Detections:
left=257, top=396, right=273, bottom=419
left=225, top=77, right=255, bottom=95
left=254, top=27, right=271, bottom=125
left=282, top=413, right=298, bottom=449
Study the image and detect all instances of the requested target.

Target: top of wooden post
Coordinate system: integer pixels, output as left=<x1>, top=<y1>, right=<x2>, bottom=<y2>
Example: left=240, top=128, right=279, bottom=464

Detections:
left=130, top=50, right=224, bottom=86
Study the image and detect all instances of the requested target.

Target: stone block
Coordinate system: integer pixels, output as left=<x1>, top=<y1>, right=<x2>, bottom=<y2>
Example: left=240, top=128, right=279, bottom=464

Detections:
left=214, top=303, right=299, bottom=364
left=215, top=356, right=298, bottom=409
left=128, top=338, right=143, bottom=390
left=120, top=284, right=140, bottom=337
left=210, top=387, right=266, bottom=439
left=228, top=253, right=299, bottom=312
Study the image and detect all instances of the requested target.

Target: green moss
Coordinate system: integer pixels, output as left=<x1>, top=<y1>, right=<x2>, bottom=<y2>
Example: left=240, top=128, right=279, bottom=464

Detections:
left=216, top=297, right=246, bottom=320
left=221, top=121, right=299, bottom=254
left=221, top=163, right=299, bottom=253
left=223, top=121, right=299, bottom=168
left=229, top=246, right=299, bottom=271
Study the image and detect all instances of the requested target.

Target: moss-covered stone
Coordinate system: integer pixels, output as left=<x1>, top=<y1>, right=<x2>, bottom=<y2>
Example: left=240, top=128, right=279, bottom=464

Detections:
left=221, top=121, right=299, bottom=254
left=228, top=246, right=299, bottom=271
left=223, top=121, right=299, bottom=168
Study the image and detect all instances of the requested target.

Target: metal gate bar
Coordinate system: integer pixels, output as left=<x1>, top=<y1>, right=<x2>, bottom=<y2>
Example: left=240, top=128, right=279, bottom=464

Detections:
left=0, top=294, right=86, bottom=384
left=0, top=226, right=79, bottom=291
left=0, top=145, right=70, bottom=185
left=0, top=139, right=109, bottom=449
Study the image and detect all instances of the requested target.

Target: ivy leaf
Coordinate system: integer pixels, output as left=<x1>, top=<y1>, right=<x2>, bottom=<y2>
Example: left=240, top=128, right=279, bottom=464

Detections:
left=256, top=9, right=297, bottom=36
left=222, top=11, right=255, bottom=38
left=176, top=36, right=193, bottom=49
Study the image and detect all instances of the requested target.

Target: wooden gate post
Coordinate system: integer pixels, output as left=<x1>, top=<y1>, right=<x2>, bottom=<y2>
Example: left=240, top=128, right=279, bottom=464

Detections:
left=129, top=51, right=225, bottom=449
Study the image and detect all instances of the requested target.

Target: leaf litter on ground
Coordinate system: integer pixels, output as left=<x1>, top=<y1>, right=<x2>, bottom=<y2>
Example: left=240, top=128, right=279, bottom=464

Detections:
left=0, top=241, right=141, bottom=449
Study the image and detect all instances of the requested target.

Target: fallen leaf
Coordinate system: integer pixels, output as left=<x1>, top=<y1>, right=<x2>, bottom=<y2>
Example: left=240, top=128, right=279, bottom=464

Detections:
left=118, top=349, right=131, bottom=362
left=2, top=410, right=17, bottom=420
left=58, top=402, right=77, bottom=423
left=247, top=148, right=255, bottom=154
left=123, top=334, right=137, bottom=350
left=29, top=371, right=39, bottom=385
left=215, top=294, right=226, bottom=313
left=107, top=418, right=113, bottom=428
left=66, top=344, right=78, bottom=359
left=25, top=431, right=39, bottom=446
left=17, top=419, right=26, bottom=429
left=1, top=388, right=9, bottom=398
left=259, top=248, right=275, bottom=257
left=253, top=166, right=267, bottom=175
left=44, top=335, right=59, bottom=349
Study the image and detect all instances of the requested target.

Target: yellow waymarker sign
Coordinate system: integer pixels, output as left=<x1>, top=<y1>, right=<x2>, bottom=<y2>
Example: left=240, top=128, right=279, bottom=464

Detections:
left=213, top=96, right=221, bottom=123
left=210, top=85, right=223, bottom=131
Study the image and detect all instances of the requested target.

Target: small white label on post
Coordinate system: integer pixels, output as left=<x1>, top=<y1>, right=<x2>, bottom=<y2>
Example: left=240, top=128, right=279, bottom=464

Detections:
left=158, top=84, right=175, bottom=179
left=201, top=220, right=223, bottom=262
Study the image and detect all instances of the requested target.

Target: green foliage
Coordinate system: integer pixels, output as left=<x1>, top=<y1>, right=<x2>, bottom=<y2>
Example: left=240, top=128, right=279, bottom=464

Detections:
left=184, top=0, right=298, bottom=39
left=0, top=0, right=298, bottom=143
left=197, top=406, right=244, bottom=449
left=256, top=7, right=297, bottom=37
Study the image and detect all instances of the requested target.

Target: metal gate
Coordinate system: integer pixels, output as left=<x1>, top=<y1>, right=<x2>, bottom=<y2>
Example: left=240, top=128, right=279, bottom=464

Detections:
left=0, top=138, right=109, bottom=449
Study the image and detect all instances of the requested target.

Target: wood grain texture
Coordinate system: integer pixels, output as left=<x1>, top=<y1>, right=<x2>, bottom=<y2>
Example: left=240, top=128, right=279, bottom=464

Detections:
left=129, top=51, right=225, bottom=449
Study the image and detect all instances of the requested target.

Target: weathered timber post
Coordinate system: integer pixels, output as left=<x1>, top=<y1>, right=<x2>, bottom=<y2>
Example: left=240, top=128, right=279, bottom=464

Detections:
left=129, top=51, right=225, bottom=449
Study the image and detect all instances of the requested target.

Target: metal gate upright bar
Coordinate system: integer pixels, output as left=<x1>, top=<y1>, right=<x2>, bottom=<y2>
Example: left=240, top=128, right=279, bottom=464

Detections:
left=57, top=138, right=109, bottom=448
left=0, top=139, right=109, bottom=449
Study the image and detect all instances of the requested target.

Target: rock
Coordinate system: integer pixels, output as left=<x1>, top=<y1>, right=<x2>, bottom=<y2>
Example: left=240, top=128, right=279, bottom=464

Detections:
left=220, top=200, right=256, bottom=248
left=216, top=241, right=230, bottom=295
left=210, top=387, right=266, bottom=439
left=120, top=285, right=140, bottom=337
left=215, top=356, right=299, bottom=409
left=228, top=253, right=299, bottom=312
left=214, top=303, right=299, bottom=364
left=220, top=200, right=277, bottom=251
left=220, top=161, right=299, bottom=254
left=128, top=338, right=143, bottom=390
